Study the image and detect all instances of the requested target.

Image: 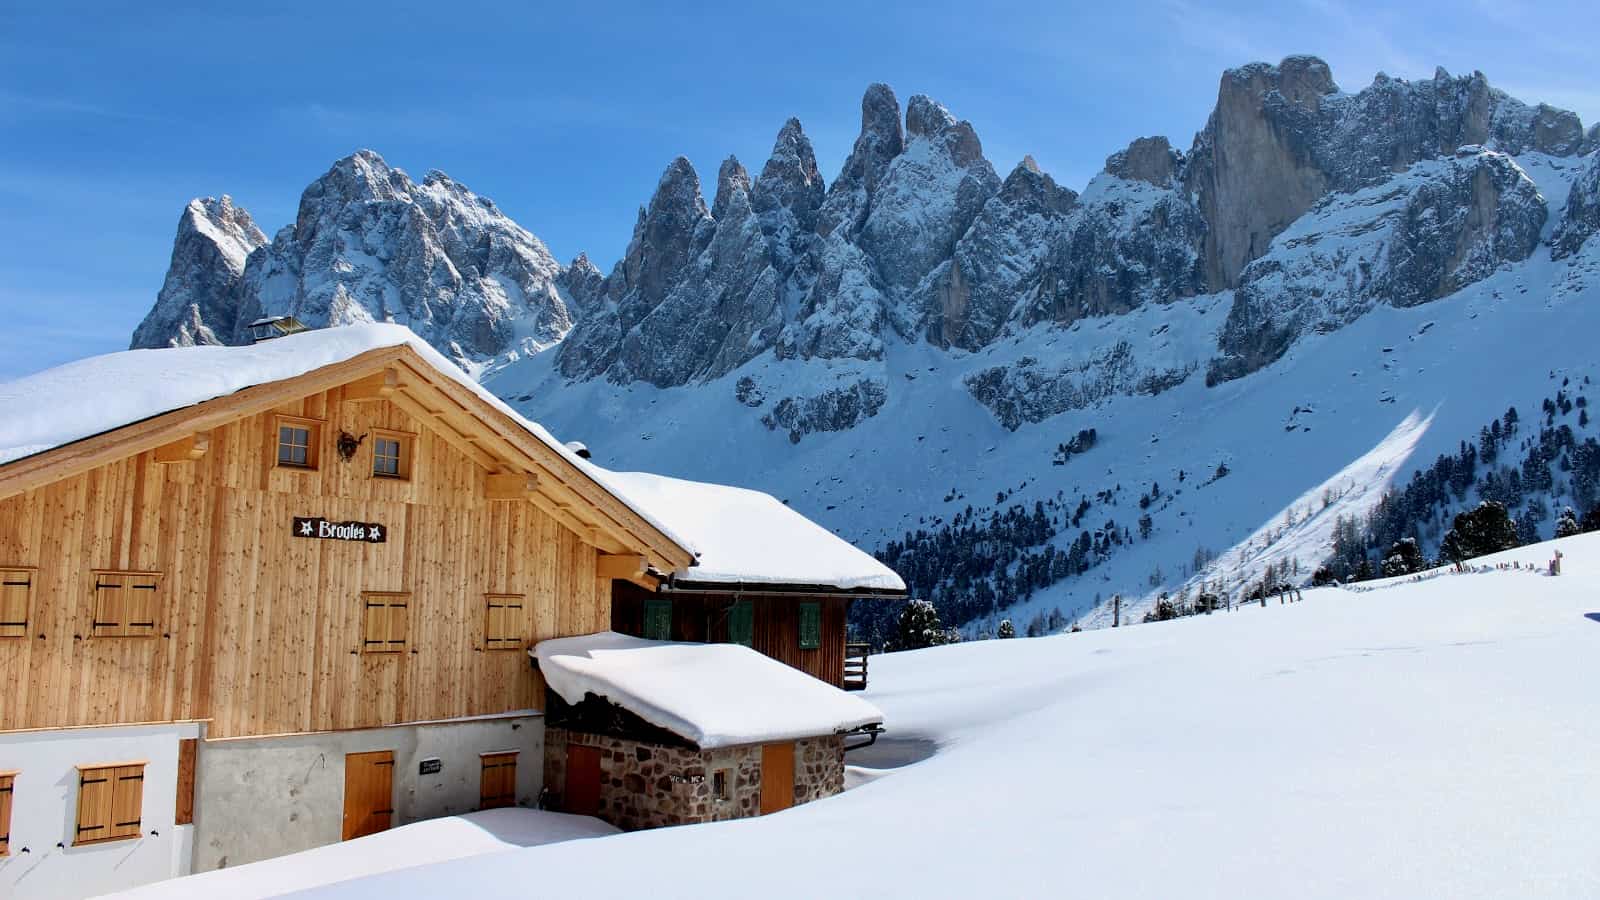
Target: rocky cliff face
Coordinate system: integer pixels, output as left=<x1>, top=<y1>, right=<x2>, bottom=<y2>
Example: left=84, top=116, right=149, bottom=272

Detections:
left=1209, top=149, right=1547, bottom=384
left=136, top=58, right=1591, bottom=440
left=1552, top=151, right=1600, bottom=260
left=131, top=197, right=267, bottom=348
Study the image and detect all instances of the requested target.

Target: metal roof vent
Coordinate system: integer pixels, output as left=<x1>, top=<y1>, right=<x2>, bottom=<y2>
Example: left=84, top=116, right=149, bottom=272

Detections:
left=564, top=441, right=592, bottom=460
left=248, top=315, right=310, bottom=343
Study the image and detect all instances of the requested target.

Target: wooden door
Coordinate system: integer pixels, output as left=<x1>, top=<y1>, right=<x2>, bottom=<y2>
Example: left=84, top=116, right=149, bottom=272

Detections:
left=342, top=750, right=395, bottom=840
left=479, top=752, right=518, bottom=810
left=563, top=744, right=602, bottom=816
left=760, top=742, right=795, bottom=815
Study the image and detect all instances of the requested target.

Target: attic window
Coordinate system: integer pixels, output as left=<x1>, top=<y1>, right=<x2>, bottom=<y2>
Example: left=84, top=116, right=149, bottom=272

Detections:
left=275, top=415, right=322, bottom=470
left=371, top=429, right=412, bottom=480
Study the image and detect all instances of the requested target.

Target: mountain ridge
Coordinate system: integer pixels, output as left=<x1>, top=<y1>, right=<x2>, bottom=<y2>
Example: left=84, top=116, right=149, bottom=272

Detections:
left=125, top=56, right=1600, bottom=634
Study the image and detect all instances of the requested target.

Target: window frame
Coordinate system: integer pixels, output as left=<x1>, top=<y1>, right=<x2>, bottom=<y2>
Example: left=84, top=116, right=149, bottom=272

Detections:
left=273, top=414, right=323, bottom=471
left=642, top=598, right=672, bottom=641
left=0, top=567, right=34, bottom=639
left=74, top=762, right=146, bottom=846
left=369, top=428, right=415, bottom=481
left=483, top=593, right=526, bottom=650
left=360, top=592, right=411, bottom=654
left=798, top=601, right=821, bottom=651
left=90, top=570, right=162, bottom=639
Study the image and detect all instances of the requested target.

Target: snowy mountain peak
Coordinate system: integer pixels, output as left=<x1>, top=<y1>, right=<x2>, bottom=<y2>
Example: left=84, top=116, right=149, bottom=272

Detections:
left=130, top=195, right=269, bottom=349
left=712, top=156, right=752, bottom=221
left=1104, top=136, right=1183, bottom=188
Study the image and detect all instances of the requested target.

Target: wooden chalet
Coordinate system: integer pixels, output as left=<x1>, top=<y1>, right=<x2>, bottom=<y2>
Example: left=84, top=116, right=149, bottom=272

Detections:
left=0, top=323, right=905, bottom=898
left=0, top=326, right=696, bottom=898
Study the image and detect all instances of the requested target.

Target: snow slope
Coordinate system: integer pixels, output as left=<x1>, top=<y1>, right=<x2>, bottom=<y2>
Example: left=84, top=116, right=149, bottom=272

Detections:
left=102, top=808, right=618, bottom=900
left=280, top=530, right=1600, bottom=899
left=490, top=150, right=1600, bottom=634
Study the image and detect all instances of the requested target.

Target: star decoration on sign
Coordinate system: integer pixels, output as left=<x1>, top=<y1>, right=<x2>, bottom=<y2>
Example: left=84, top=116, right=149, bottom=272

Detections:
left=368, top=525, right=384, bottom=542
left=299, top=520, right=315, bottom=536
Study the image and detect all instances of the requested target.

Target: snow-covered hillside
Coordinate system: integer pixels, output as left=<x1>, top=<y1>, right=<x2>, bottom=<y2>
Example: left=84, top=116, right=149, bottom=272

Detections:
left=492, top=149, right=1600, bottom=633
left=227, top=531, right=1600, bottom=899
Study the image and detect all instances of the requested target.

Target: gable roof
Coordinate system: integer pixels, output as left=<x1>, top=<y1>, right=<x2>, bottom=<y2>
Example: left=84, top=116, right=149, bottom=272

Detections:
left=600, top=470, right=907, bottom=595
left=533, top=632, right=884, bottom=749
left=0, top=324, right=696, bottom=572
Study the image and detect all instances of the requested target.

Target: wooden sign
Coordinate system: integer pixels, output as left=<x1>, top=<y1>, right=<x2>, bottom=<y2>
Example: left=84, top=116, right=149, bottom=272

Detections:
left=292, top=517, right=387, bottom=544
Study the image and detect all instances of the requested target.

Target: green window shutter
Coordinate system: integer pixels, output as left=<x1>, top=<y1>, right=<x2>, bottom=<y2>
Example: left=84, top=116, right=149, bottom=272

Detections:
left=798, top=601, right=821, bottom=650
left=643, top=598, right=672, bottom=641
left=728, top=600, right=754, bottom=647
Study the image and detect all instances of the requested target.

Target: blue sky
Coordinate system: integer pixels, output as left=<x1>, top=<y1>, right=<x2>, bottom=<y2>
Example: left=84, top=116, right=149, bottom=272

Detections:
left=2, top=0, right=1596, bottom=381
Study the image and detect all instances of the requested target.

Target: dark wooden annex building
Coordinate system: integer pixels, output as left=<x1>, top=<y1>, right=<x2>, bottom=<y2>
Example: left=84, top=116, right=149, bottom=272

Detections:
left=594, top=471, right=908, bottom=689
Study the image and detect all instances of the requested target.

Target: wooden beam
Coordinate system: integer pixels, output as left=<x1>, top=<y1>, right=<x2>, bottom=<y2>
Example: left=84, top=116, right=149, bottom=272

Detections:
left=152, top=432, right=209, bottom=464
left=485, top=473, right=540, bottom=501
left=343, top=367, right=402, bottom=402
left=596, top=553, right=647, bottom=581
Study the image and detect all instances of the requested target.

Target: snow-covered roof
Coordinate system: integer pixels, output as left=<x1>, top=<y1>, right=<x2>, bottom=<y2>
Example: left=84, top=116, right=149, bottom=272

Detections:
left=597, top=469, right=906, bottom=594
left=533, top=632, right=884, bottom=749
left=0, top=324, right=696, bottom=556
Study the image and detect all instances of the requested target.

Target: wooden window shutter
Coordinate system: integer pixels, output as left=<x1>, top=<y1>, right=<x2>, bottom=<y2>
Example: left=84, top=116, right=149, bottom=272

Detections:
left=0, top=773, right=13, bottom=856
left=728, top=599, right=754, bottom=647
left=0, top=570, right=31, bottom=638
left=75, top=763, right=144, bottom=845
left=643, top=598, right=672, bottom=641
left=484, top=594, right=525, bottom=650
left=92, top=571, right=161, bottom=638
left=175, top=738, right=197, bottom=826
left=479, top=752, right=518, bottom=810
left=362, top=593, right=410, bottom=653
left=798, top=601, right=821, bottom=650
left=125, top=575, right=159, bottom=637
left=92, top=573, right=126, bottom=637
left=109, top=766, right=145, bottom=840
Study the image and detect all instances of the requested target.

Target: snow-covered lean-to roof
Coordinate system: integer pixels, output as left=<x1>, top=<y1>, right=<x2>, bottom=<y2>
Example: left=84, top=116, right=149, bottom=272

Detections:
left=599, top=470, right=907, bottom=594
left=0, top=323, right=697, bottom=556
left=534, top=632, right=884, bottom=749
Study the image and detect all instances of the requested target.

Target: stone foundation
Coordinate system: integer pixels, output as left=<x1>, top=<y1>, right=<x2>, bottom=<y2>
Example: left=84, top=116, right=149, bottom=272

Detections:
left=544, top=729, right=845, bottom=830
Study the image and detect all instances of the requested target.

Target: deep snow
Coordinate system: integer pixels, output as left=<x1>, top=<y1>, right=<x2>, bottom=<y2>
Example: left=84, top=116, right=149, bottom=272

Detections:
left=102, top=808, right=618, bottom=900
left=242, top=530, right=1600, bottom=899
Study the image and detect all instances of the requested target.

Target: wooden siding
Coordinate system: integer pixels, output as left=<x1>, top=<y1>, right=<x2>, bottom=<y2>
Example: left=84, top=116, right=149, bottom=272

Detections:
left=610, top=582, right=849, bottom=688
left=0, top=386, right=614, bottom=737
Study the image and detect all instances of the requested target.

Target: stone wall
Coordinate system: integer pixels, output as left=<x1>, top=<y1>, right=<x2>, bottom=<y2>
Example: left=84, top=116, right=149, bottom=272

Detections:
left=544, top=729, right=846, bottom=831
left=794, top=735, right=846, bottom=804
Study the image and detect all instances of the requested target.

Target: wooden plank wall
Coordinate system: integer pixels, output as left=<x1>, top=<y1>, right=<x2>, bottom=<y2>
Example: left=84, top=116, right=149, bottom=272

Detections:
left=0, top=386, right=610, bottom=737
left=611, top=583, right=848, bottom=687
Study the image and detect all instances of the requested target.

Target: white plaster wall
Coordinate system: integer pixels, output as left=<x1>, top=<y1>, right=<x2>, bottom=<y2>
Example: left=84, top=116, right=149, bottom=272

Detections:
left=0, top=722, right=201, bottom=900
left=193, top=714, right=542, bottom=871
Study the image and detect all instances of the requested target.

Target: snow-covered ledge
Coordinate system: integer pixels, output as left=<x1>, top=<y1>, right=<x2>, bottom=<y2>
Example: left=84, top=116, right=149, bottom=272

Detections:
left=532, top=632, right=883, bottom=749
